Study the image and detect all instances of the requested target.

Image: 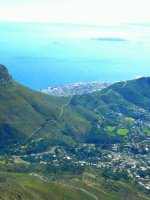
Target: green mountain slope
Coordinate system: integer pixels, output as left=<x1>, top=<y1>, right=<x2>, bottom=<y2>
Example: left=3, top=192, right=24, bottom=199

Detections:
left=0, top=65, right=150, bottom=199
left=70, top=78, right=150, bottom=115
left=67, top=77, right=150, bottom=143
left=0, top=65, right=150, bottom=153
left=0, top=65, right=68, bottom=152
left=0, top=65, right=101, bottom=154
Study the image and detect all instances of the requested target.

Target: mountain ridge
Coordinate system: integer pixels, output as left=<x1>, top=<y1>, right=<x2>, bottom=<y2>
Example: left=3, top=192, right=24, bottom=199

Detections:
left=0, top=64, right=12, bottom=85
left=0, top=65, right=150, bottom=153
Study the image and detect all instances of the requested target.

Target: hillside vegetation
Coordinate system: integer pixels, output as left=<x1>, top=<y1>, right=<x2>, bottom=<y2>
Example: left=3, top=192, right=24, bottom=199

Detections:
left=0, top=65, right=150, bottom=199
left=0, top=172, right=148, bottom=200
left=1, top=65, right=150, bottom=153
left=0, top=65, right=68, bottom=152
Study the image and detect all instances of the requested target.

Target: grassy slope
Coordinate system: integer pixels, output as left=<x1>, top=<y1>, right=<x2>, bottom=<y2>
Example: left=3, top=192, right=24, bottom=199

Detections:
left=0, top=66, right=150, bottom=199
left=70, top=78, right=150, bottom=113
left=0, top=80, right=69, bottom=152
left=0, top=172, right=148, bottom=200
left=1, top=65, right=150, bottom=153
left=0, top=65, right=97, bottom=153
left=0, top=172, right=91, bottom=200
left=64, top=78, right=150, bottom=142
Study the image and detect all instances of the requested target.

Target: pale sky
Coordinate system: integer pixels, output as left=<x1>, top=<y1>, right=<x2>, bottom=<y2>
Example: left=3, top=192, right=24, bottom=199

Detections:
left=0, top=0, right=150, bottom=25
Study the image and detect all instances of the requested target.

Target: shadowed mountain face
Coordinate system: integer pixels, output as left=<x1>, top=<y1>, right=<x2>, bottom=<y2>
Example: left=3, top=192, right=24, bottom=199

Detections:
left=0, top=65, right=150, bottom=154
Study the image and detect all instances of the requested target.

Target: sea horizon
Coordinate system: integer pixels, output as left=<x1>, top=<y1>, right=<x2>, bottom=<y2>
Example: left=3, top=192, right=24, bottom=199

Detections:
left=0, top=22, right=150, bottom=90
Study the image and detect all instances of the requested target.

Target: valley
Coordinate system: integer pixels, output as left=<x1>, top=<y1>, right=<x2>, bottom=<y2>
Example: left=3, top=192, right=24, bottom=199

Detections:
left=0, top=65, right=150, bottom=199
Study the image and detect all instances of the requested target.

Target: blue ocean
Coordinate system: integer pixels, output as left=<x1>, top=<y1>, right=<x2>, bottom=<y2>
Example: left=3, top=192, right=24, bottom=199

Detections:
left=0, top=22, right=150, bottom=90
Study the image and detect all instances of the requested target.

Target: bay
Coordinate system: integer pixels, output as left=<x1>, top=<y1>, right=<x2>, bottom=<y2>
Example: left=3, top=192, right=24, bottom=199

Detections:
left=0, top=22, right=150, bottom=90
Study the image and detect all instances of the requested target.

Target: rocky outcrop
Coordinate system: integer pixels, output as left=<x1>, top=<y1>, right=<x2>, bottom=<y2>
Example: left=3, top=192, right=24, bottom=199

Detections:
left=0, top=64, right=12, bottom=85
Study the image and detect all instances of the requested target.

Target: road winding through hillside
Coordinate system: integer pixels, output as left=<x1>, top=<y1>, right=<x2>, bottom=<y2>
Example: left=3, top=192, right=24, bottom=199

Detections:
left=21, top=127, right=42, bottom=146
left=61, top=183, right=99, bottom=200
left=18, top=81, right=128, bottom=148
left=19, top=97, right=72, bottom=148
left=58, top=101, right=71, bottom=119
left=30, top=173, right=99, bottom=200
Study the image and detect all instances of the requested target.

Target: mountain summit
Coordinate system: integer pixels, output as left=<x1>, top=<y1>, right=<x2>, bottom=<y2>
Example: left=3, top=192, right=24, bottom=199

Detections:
left=0, top=64, right=12, bottom=85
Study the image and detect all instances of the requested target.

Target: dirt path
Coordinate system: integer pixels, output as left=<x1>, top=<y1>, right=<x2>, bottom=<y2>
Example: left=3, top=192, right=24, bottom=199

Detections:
left=122, top=81, right=127, bottom=88
left=21, top=127, right=42, bottom=146
left=84, top=182, right=110, bottom=196
left=30, top=173, right=99, bottom=200
left=19, top=97, right=72, bottom=148
left=58, top=102, right=70, bottom=119
left=61, top=183, right=99, bottom=200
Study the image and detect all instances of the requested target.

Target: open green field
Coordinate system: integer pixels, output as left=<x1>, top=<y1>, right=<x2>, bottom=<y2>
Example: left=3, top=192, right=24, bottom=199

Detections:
left=0, top=160, right=5, bottom=164
left=124, top=117, right=134, bottom=122
left=106, top=126, right=116, bottom=133
left=143, top=129, right=150, bottom=134
left=117, top=129, right=129, bottom=136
